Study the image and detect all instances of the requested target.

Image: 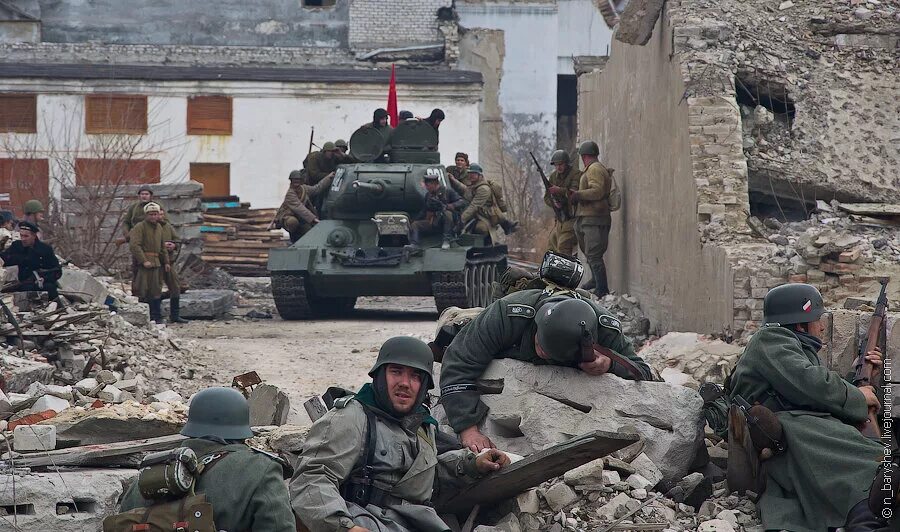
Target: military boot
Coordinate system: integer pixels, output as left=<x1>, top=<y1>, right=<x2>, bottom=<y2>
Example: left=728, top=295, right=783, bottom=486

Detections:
left=592, top=263, right=610, bottom=298
left=149, top=299, right=164, bottom=324
left=169, top=298, right=189, bottom=324
left=500, top=220, right=519, bottom=234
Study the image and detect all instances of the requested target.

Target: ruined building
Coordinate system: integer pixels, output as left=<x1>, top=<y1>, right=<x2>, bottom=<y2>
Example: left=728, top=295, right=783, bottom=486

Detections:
left=578, top=0, right=899, bottom=336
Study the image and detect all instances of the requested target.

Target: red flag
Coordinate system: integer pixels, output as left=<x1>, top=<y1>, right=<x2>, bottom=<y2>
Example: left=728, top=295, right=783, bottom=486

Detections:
left=387, top=64, right=398, bottom=127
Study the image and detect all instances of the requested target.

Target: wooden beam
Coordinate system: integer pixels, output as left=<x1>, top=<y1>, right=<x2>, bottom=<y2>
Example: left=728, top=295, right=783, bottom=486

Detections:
left=4, top=433, right=187, bottom=467
left=436, top=430, right=640, bottom=514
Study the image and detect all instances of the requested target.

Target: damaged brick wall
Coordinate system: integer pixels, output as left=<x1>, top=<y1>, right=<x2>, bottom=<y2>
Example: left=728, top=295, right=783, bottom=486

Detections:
left=349, top=0, right=452, bottom=51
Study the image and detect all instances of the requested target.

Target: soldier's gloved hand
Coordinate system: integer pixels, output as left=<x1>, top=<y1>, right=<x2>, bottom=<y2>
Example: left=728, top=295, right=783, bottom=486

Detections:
left=460, top=426, right=495, bottom=453
left=476, top=449, right=511, bottom=473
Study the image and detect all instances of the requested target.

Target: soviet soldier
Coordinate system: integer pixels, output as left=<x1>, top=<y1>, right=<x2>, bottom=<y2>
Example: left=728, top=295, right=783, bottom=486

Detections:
left=335, top=138, right=349, bottom=156
left=446, top=152, right=469, bottom=182
left=459, top=164, right=518, bottom=238
left=399, top=110, right=415, bottom=121
left=159, top=210, right=187, bottom=324
left=22, top=199, right=45, bottom=227
left=129, top=202, right=169, bottom=324
left=544, top=150, right=581, bottom=257
left=440, top=290, right=653, bottom=451
left=572, top=141, right=613, bottom=297
left=0, top=221, right=61, bottom=300
left=119, top=387, right=295, bottom=530
left=423, top=108, right=445, bottom=131
left=122, top=186, right=155, bottom=239
left=727, top=283, right=888, bottom=532
left=302, top=141, right=351, bottom=186
left=291, top=336, right=510, bottom=532
left=275, top=171, right=334, bottom=243
left=410, top=173, right=466, bottom=249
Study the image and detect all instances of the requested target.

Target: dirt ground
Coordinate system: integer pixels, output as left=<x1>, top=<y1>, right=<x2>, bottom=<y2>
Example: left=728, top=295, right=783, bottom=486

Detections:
left=176, top=281, right=439, bottom=427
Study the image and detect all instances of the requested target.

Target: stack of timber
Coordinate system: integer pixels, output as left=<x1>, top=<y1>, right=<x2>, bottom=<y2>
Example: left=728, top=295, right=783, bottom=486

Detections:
left=200, top=196, right=287, bottom=276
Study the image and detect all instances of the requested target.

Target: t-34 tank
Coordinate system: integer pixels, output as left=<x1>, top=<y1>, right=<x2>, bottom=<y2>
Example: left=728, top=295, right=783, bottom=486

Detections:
left=268, top=119, right=507, bottom=319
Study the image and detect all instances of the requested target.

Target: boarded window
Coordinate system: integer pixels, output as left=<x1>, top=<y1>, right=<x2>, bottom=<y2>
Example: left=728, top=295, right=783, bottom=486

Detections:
left=0, top=94, right=37, bottom=133
left=0, top=159, right=50, bottom=217
left=74, top=159, right=161, bottom=185
left=187, top=96, right=233, bottom=135
left=85, top=95, right=148, bottom=134
left=190, top=163, right=230, bottom=198
left=303, top=0, right=336, bottom=6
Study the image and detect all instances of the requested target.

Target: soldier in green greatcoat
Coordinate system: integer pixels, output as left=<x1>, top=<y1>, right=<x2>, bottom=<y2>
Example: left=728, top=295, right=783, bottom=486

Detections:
left=544, top=149, right=581, bottom=257
left=129, top=202, right=168, bottom=324
left=302, top=141, right=353, bottom=186
left=119, top=387, right=295, bottom=530
left=291, top=337, right=510, bottom=532
left=122, top=186, right=156, bottom=237
left=159, top=209, right=187, bottom=324
left=572, top=140, right=614, bottom=297
left=275, top=171, right=334, bottom=243
left=440, top=289, right=653, bottom=452
left=728, top=283, right=888, bottom=532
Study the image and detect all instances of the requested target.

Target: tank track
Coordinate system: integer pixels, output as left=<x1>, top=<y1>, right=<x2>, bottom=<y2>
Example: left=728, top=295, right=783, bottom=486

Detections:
left=432, top=271, right=469, bottom=313
left=271, top=272, right=313, bottom=320
left=431, top=253, right=507, bottom=314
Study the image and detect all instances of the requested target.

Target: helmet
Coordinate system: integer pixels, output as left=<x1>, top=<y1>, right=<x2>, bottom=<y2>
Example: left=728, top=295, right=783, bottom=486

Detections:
left=289, top=170, right=305, bottom=181
left=399, top=110, right=414, bottom=120
left=335, top=139, right=348, bottom=149
left=138, top=185, right=154, bottom=195
left=23, top=200, right=44, bottom=215
left=322, top=141, right=337, bottom=151
left=535, top=298, right=597, bottom=364
left=368, top=336, right=434, bottom=389
left=577, top=141, right=600, bottom=156
left=182, top=387, right=254, bottom=440
left=763, top=283, right=826, bottom=325
left=467, top=163, right=484, bottom=175
left=550, top=150, right=570, bottom=165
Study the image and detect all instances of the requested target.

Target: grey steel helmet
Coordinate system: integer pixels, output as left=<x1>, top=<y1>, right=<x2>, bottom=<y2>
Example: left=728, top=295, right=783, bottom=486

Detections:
left=368, top=336, right=435, bottom=389
left=535, top=298, right=597, bottom=365
left=763, top=283, right=826, bottom=325
left=577, top=140, right=600, bottom=156
left=467, top=163, right=484, bottom=175
left=181, top=387, right=254, bottom=440
left=550, top=150, right=570, bottom=165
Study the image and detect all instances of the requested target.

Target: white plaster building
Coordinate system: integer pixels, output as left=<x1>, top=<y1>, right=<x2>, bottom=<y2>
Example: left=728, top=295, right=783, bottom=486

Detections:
left=0, top=65, right=481, bottom=212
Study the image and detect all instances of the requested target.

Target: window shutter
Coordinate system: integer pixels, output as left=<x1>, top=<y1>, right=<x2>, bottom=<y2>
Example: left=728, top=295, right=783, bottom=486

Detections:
left=0, top=95, right=37, bottom=133
left=0, top=159, right=49, bottom=217
left=187, top=96, right=232, bottom=135
left=85, top=95, right=148, bottom=134
left=190, top=163, right=231, bottom=198
left=74, top=159, right=161, bottom=185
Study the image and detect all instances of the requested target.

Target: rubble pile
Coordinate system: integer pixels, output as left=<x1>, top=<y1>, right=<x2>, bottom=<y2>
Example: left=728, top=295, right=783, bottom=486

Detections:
left=639, top=332, right=742, bottom=389
left=597, top=293, right=654, bottom=349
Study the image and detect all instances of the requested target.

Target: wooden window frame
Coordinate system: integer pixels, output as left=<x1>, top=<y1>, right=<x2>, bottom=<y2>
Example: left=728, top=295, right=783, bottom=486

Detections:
left=85, top=94, right=148, bottom=135
left=0, top=94, right=37, bottom=133
left=187, top=95, right=233, bottom=136
left=74, top=158, right=161, bottom=186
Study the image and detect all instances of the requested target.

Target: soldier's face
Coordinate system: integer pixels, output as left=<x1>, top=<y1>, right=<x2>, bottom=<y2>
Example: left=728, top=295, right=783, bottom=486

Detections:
left=805, top=317, right=827, bottom=340
left=337, top=146, right=347, bottom=154
left=384, top=363, right=423, bottom=414
left=554, top=162, right=567, bottom=173
left=146, top=211, right=162, bottom=223
left=378, top=117, right=388, bottom=127
left=455, top=158, right=467, bottom=168
left=424, top=181, right=440, bottom=193
left=324, top=150, right=335, bottom=160
left=139, top=191, right=152, bottom=201
left=19, top=229, right=35, bottom=246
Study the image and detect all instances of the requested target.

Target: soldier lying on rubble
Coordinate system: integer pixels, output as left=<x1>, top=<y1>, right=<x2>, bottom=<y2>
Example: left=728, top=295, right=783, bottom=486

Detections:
left=116, top=387, right=295, bottom=530
left=440, top=289, right=654, bottom=452
left=727, top=283, right=888, bottom=532
left=291, top=336, right=510, bottom=532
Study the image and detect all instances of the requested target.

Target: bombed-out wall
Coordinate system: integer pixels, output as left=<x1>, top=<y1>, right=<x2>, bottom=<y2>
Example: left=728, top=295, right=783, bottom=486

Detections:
left=577, top=15, right=734, bottom=335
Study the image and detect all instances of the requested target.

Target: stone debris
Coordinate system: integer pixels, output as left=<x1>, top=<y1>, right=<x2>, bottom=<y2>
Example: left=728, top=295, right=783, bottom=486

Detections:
left=13, top=424, right=56, bottom=452
left=639, top=332, right=742, bottom=389
left=597, top=293, right=654, bottom=349
left=161, top=289, right=236, bottom=319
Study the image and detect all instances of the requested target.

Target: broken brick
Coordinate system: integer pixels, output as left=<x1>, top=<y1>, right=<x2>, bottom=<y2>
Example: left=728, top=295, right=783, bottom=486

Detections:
left=838, top=248, right=861, bottom=263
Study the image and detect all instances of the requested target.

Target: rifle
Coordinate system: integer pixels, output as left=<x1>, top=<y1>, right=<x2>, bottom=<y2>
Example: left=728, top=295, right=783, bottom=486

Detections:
left=852, top=278, right=889, bottom=438
left=308, top=126, right=315, bottom=155
left=529, top=151, right=568, bottom=222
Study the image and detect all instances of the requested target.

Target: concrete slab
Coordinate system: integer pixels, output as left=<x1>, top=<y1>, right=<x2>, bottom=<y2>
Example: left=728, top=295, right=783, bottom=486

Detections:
left=1, top=355, right=54, bottom=393
left=162, top=289, right=235, bottom=319
left=0, top=469, right=138, bottom=532
left=57, top=269, right=109, bottom=304
left=13, top=424, right=56, bottom=451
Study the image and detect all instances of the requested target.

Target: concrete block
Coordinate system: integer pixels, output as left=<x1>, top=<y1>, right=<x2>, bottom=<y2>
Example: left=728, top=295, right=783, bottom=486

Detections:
left=163, top=289, right=235, bottom=319
left=27, top=383, right=74, bottom=400
left=516, top=489, right=540, bottom=514
left=74, top=378, right=99, bottom=394
left=626, top=473, right=653, bottom=490
left=98, top=385, right=125, bottom=403
left=1, top=355, right=54, bottom=393
left=13, top=424, right=56, bottom=451
left=543, top=482, right=577, bottom=512
left=57, top=269, right=108, bottom=304
left=30, top=395, right=70, bottom=414
left=0, top=469, right=138, bottom=532
left=563, top=457, right=605, bottom=486
left=631, top=453, right=664, bottom=487
left=597, top=492, right=634, bottom=519
left=96, top=370, right=118, bottom=385
left=601, top=470, right=621, bottom=485
left=151, top=390, right=183, bottom=403
left=249, top=384, right=290, bottom=426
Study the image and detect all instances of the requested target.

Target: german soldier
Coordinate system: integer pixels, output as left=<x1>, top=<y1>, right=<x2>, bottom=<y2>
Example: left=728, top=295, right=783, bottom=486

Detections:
left=291, top=336, right=510, bottom=532
left=545, top=150, right=581, bottom=257
left=119, top=387, right=295, bottom=530
left=159, top=210, right=187, bottom=324
left=440, top=290, right=653, bottom=452
left=275, top=171, right=334, bottom=244
left=410, top=173, right=466, bottom=249
left=727, top=283, right=888, bottom=531
left=0, top=221, right=61, bottom=300
left=129, top=202, right=169, bottom=324
left=572, top=141, right=613, bottom=297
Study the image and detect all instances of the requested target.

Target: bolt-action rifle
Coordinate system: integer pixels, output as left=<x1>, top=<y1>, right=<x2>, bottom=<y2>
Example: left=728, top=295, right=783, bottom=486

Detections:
left=529, top=151, right=569, bottom=222
left=853, top=278, right=889, bottom=439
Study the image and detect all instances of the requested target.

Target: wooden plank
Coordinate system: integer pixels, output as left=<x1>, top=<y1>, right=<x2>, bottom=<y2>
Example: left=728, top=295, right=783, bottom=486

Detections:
left=201, top=255, right=269, bottom=264
left=4, top=434, right=187, bottom=467
left=436, top=430, right=640, bottom=514
left=837, top=203, right=900, bottom=217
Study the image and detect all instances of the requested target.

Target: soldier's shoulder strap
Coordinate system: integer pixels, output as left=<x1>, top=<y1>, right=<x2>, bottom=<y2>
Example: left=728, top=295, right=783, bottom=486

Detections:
left=334, top=395, right=355, bottom=409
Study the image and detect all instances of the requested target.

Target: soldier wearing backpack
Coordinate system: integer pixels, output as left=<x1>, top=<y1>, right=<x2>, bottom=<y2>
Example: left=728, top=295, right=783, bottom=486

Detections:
left=290, top=336, right=510, bottom=532
left=571, top=140, right=620, bottom=297
left=110, top=387, right=295, bottom=531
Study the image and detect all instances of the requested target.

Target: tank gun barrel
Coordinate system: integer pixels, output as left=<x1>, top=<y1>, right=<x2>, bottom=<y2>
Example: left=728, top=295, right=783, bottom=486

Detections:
left=352, top=180, right=385, bottom=194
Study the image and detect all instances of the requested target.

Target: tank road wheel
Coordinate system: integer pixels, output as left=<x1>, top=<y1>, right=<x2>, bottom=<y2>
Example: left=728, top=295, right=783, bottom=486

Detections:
left=271, top=272, right=314, bottom=320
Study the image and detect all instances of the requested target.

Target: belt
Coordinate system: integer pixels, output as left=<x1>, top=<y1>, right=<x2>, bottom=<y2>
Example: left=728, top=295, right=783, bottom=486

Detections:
left=144, top=252, right=159, bottom=257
